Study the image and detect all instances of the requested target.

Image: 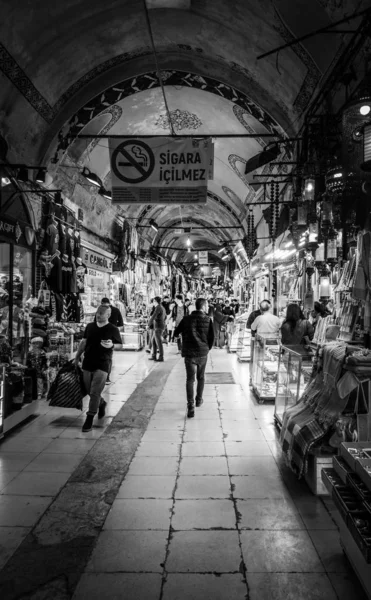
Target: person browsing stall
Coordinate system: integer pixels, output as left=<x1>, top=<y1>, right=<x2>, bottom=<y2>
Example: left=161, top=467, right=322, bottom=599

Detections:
left=251, top=300, right=280, bottom=337
left=75, top=305, right=122, bottom=432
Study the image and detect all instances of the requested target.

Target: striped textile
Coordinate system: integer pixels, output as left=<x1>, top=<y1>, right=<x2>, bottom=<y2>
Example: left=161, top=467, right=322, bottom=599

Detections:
left=48, top=361, right=85, bottom=410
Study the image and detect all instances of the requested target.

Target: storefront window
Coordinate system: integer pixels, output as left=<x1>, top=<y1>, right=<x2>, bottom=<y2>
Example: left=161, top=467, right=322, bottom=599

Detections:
left=0, top=243, right=11, bottom=338
left=12, top=245, right=33, bottom=362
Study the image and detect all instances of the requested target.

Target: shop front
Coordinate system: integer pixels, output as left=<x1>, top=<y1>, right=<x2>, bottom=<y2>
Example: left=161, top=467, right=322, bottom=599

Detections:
left=80, top=242, right=114, bottom=322
left=0, top=193, right=37, bottom=437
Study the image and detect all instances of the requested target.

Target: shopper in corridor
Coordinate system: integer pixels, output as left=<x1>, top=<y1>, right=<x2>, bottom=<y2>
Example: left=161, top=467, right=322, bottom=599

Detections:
left=174, top=297, right=214, bottom=418
left=75, top=305, right=122, bottom=432
left=250, top=299, right=280, bottom=337
left=148, top=296, right=166, bottom=362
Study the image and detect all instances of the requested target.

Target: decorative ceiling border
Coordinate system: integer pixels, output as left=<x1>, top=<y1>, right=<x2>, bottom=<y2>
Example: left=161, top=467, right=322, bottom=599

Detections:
left=0, top=42, right=54, bottom=122
left=56, top=69, right=285, bottom=159
left=273, top=9, right=321, bottom=115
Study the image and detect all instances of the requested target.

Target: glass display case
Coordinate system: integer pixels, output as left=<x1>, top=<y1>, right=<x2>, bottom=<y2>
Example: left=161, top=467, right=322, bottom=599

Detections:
left=251, top=334, right=281, bottom=403
left=274, top=345, right=313, bottom=429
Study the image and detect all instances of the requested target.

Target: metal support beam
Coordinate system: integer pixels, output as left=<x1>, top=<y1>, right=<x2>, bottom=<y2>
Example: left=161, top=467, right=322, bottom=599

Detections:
left=75, top=133, right=282, bottom=139
left=257, top=7, right=371, bottom=60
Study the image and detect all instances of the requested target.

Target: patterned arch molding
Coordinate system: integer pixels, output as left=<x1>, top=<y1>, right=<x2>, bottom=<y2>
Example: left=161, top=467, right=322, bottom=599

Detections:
left=232, top=106, right=267, bottom=148
left=56, top=69, right=286, bottom=158
left=155, top=219, right=227, bottom=247
left=75, top=105, right=123, bottom=164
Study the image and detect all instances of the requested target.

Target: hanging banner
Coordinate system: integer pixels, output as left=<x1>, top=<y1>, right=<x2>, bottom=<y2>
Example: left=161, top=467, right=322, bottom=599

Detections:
left=199, top=251, right=209, bottom=265
left=109, top=137, right=212, bottom=205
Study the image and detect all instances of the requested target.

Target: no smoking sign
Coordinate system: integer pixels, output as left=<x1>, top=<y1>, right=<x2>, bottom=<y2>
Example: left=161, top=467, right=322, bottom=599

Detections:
left=111, top=140, right=155, bottom=184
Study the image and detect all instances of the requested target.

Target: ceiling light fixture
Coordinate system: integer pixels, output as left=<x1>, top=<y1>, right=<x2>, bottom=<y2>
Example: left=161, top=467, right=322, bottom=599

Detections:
left=360, top=104, right=371, bottom=116
left=218, top=245, right=227, bottom=253
left=82, top=167, right=101, bottom=187
left=1, top=177, right=10, bottom=186
left=35, top=168, right=46, bottom=184
left=186, top=236, right=191, bottom=247
left=361, top=123, right=371, bottom=172
left=150, top=219, right=159, bottom=232
left=99, top=187, right=112, bottom=200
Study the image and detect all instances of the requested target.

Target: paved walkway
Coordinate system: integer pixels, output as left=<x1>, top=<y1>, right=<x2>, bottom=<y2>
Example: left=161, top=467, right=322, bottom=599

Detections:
left=0, top=347, right=366, bottom=599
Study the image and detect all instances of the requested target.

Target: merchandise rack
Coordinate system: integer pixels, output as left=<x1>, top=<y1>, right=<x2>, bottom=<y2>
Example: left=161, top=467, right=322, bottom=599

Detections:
left=322, top=442, right=371, bottom=599
left=251, top=335, right=280, bottom=404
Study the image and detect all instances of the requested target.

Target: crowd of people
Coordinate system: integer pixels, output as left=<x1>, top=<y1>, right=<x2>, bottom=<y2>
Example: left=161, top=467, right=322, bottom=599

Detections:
left=144, top=295, right=240, bottom=361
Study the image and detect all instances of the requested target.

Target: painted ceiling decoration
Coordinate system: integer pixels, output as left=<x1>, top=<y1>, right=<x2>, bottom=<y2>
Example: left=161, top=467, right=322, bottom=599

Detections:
left=155, top=109, right=202, bottom=131
left=56, top=69, right=285, bottom=160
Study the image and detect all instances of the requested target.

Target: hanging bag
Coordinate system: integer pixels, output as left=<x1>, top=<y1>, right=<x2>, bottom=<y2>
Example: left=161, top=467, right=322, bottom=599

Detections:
left=48, top=360, right=86, bottom=410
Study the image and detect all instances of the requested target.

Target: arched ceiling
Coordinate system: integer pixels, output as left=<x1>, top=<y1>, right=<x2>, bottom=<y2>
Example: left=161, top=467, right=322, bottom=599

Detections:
left=0, top=0, right=368, bottom=267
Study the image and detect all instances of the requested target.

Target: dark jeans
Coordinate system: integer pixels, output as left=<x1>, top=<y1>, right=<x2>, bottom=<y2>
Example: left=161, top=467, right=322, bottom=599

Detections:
left=152, top=328, right=164, bottom=359
left=184, top=356, right=208, bottom=406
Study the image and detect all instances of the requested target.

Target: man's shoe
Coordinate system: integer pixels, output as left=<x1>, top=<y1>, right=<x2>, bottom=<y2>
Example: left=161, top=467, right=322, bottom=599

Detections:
left=187, top=404, right=195, bottom=418
left=98, top=400, right=107, bottom=419
left=145, top=349, right=151, bottom=353
left=196, top=398, right=203, bottom=407
left=148, top=356, right=156, bottom=360
left=105, top=378, right=111, bottom=385
left=156, top=358, right=164, bottom=362
left=82, top=414, right=94, bottom=432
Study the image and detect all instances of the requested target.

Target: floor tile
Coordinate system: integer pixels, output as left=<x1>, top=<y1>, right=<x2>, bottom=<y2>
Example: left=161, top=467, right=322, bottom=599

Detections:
left=308, top=529, right=349, bottom=572
left=327, top=572, right=368, bottom=600
left=181, top=442, right=225, bottom=456
left=0, top=437, right=52, bottom=453
left=240, top=530, right=324, bottom=572
left=228, top=456, right=279, bottom=476
left=134, top=442, right=180, bottom=457
left=224, top=441, right=272, bottom=456
left=167, top=530, right=241, bottom=572
left=0, top=526, right=31, bottom=570
left=248, top=573, right=337, bottom=600
left=231, top=475, right=290, bottom=499
left=179, top=456, right=229, bottom=476
left=128, top=457, right=179, bottom=476
left=0, top=471, right=19, bottom=491
left=293, top=498, right=337, bottom=530
left=86, top=530, right=168, bottom=572
left=183, top=429, right=224, bottom=442
left=175, top=476, right=231, bottom=499
left=104, top=499, right=173, bottom=530
left=43, top=438, right=97, bottom=454
left=237, top=498, right=304, bottom=530
left=172, top=499, right=236, bottom=530
left=0, top=495, right=52, bottom=526
left=73, top=573, right=162, bottom=600
left=1, top=471, right=70, bottom=496
left=117, top=475, right=176, bottom=499
left=222, top=427, right=265, bottom=441
left=162, top=574, right=247, bottom=599
left=146, top=421, right=184, bottom=431
left=140, top=430, right=183, bottom=442
left=23, top=453, right=83, bottom=473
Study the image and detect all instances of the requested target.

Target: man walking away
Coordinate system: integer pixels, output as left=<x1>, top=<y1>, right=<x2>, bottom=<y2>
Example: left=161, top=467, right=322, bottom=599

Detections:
left=75, top=305, right=122, bottom=432
left=173, top=294, right=186, bottom=354
left=148, top=296, right=166, bottom=362
left=174, top=298, right=214, bottom=418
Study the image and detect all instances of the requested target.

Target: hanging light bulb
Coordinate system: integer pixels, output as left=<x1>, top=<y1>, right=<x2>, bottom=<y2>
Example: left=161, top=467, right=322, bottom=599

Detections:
left=35, top=168, right=46, bottom=184
left=186, top=236, right=191, bottom=247
left=360, top=104, right=371, bottom=116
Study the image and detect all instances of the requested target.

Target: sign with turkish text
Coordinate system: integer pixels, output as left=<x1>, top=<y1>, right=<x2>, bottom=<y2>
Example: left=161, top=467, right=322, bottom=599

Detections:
left=199, top=251, right=208, bottom=265
left=109, top=137, right=212, bottom=204
left=82, top=247, right=112, bottom=273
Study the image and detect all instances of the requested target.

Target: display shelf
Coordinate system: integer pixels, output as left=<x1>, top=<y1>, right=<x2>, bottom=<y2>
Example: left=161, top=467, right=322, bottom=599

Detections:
left=321, top=443, right=371, bottom=597
left=251, top=335, right=280, bottom=404
left=274, top=345, right=313, bottom=429
left=3, top=399, right=39, bottom=436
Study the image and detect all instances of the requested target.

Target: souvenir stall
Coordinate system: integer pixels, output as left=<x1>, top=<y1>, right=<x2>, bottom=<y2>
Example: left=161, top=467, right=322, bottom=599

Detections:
left=0, top=186, right=40, bottom=437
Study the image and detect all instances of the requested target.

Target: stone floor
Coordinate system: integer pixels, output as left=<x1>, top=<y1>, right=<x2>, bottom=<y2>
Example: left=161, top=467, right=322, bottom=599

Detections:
left=0, top=346, right=367, bottom=600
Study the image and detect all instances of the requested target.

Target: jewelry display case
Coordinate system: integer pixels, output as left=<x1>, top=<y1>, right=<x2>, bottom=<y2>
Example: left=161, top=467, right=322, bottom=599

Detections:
left=251, top=334, right=280, bottom=403
left=274, top=345, right=313, bottom=429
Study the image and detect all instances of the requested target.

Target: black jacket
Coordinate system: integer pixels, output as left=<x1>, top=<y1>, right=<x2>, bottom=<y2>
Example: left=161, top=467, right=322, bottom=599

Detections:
left=174, top=311, right=214, bottom=358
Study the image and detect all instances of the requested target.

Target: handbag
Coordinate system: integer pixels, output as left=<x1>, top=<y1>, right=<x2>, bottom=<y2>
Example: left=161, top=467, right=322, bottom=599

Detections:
left=48, top=360, right=85, bottom=410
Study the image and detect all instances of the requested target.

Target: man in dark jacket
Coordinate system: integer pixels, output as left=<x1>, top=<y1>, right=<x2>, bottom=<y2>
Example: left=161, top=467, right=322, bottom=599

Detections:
left=148, top=296, right=166, bottom=362
left=174, top=297, right=214, bottom=418
left=100, top=298, right=124, bottom=328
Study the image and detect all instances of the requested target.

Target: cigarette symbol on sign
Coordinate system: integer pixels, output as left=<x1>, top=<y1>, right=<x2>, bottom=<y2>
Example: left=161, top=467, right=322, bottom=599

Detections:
left=112, top=140, right=155, bottom=184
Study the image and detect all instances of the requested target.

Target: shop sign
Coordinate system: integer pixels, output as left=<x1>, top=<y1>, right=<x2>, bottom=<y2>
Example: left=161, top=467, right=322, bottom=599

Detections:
left=199, top=251, right=208, bottom=265
left=87, top=268, right=105, bottom=279
left=0, top=217, right=32, bottom=246
left=109, top=137, right=213, bottom=205
left=83, top=248, right=112, bottom=273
